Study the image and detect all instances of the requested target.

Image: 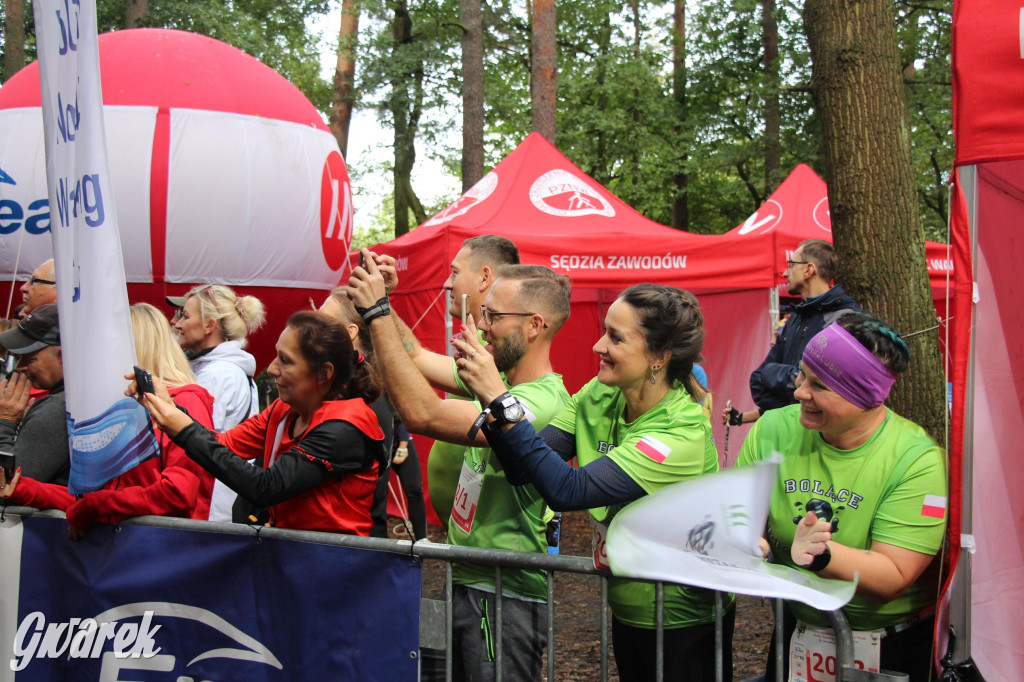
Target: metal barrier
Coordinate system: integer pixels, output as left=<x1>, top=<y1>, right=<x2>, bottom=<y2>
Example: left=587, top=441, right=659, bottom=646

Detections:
left=0, top=507, right=907, bottom=681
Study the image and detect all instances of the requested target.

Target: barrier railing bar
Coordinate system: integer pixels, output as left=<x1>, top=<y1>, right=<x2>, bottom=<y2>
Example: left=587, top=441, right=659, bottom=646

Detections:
left=600, top=577, right=609, bottom=682
left=655, top=580, right=664, bottom=682
left=546, top=571, right=555, bottom=682
left=774, top=598, right=784, bottom=682
left=445, top=562, right=453, bottom=682
left=715, top=590, right=724, bottom=682
left=494, top=566, right=503, bottom=682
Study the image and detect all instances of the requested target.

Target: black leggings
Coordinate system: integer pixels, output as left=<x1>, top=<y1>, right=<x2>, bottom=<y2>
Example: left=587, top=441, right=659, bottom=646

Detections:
left=370, top=439, right=427, bottom=540
left=612, top=606, right=735, bottom=682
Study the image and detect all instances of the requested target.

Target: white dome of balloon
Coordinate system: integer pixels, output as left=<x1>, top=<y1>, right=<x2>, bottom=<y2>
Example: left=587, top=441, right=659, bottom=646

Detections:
left=0, top=28, right=353, bottom=355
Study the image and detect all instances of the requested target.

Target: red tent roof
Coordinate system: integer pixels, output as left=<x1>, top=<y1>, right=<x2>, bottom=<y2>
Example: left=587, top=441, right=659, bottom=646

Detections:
left=375, top=133, right=774, bottom=294
left=723, top=163, right=952, bottom=291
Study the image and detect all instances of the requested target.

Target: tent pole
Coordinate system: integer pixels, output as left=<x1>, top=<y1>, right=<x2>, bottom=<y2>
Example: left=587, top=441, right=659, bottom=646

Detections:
left=949, top=164, right=978, bottom=665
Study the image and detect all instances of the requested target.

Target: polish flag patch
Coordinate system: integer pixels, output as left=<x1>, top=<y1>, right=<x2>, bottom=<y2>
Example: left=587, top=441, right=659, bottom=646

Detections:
left=635, top=435, right=671, bottom=463
left=921, top=494, right=947, bottom=518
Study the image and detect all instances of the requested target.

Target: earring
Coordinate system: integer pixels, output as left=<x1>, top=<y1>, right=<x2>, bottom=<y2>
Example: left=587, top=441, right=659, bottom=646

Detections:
left=648, top=365, right=659, bottom=385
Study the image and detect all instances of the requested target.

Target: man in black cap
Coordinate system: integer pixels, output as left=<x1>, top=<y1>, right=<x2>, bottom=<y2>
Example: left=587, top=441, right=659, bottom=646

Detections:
left=0, top=304, right=70, bottom=485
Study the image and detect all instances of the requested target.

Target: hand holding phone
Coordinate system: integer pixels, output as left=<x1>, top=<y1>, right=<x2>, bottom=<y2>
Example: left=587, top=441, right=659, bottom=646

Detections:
left=0, top=450, right=15, bottom=481
left=134, top=366, right=156, bottom=396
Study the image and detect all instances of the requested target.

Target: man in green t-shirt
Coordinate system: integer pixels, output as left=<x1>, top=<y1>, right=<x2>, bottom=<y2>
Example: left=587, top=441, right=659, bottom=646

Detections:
left=348, top=256, right=572, bottom=682
left=389, top=235, right=520, bottom=525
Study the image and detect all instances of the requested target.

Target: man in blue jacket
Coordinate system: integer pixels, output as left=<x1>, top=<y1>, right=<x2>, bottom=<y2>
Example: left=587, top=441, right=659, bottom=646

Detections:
left=726, top=239, right=861, bottom=424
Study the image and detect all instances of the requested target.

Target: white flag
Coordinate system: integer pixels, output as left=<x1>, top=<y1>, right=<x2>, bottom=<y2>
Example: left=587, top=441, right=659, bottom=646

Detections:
left=606, top=454, right=857, bottom=612
left=34, top=0, right=158, bottom=493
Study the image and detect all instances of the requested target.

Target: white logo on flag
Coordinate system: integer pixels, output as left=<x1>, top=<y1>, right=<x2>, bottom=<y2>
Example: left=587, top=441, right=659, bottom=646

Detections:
left=529, top=169, right=614, bottom=218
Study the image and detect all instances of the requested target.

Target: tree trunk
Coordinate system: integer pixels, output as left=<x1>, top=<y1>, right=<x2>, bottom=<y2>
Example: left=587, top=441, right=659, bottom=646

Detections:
left=804, top=0, right=946, bottom=442
left=530, top=0, right=557, bottom=145
left=330, top=0, right=360, bottom=158
left=2, top=0, right=25, bottom=83
left=761, top=0, right=780, bottom=195
left=125, top=0, right=148, bottom=28
left=460, top=0, right=484, bottom=191
left=671, top=0, right=688, bottom=230
left=390, top=0, right=426, bottom=237
left=627, top=0, right=641, bottom=187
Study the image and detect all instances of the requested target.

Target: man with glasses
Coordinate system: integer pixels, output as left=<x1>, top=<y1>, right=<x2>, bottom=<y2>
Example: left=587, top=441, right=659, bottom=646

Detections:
left=17, top=259, right=57, bottom=319
left=348, top=256, right=571, bottom=682
left=726, top=239, right=860, bottom=425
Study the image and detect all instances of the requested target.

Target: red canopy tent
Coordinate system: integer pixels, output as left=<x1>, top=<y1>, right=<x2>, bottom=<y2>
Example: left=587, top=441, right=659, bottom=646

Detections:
left=723, top=162, right=955, bottom=296
left=372, top=133, right=780, bottom=522
left=941, top=1, right=1024, bottom=678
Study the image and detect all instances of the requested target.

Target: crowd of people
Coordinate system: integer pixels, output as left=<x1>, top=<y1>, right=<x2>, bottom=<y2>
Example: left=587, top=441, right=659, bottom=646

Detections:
left=0, top=237, right=947, bottom=681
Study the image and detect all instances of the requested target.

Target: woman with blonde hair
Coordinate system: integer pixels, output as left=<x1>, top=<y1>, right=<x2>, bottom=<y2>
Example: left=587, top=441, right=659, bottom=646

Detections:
left=173, top=285, right=265, bottom=521
left=0, top=303, right=217, bottom=531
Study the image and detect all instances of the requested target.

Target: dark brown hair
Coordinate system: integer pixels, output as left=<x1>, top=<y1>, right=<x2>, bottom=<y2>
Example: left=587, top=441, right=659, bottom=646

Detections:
left=287, top=311, right=379, bottom=404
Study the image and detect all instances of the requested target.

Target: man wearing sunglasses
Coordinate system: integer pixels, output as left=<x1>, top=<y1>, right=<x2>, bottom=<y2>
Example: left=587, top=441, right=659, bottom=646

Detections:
left=726, top=239, right=861, bottom=425
left=18, top=259, right=57, bottom=320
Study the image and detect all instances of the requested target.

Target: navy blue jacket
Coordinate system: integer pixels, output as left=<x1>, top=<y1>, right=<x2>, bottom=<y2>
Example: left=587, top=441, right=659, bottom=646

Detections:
left=749, top=285, right=861, bottom=412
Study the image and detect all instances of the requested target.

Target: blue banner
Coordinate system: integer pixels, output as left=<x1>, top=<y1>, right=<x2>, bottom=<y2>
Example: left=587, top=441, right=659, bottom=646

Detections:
left=2, top=516, right=421, bottom=681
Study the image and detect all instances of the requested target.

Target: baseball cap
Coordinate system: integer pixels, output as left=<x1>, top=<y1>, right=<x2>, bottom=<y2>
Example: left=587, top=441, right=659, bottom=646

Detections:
left=0, top=304, right=61, bottom=354
left=165, top=294, right=189, bottom=308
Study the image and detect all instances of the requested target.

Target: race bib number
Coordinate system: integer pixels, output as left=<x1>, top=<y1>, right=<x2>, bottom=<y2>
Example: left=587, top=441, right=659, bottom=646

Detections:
left=592, top=521, right=610, bottom=570
left=451, top=461, right=484, bottom=535
left=788, top=621, right=881, bottom=682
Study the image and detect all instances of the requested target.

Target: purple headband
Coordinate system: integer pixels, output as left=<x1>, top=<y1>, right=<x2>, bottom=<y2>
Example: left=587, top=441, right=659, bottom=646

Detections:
left=802, top=323, right=897, bottom=409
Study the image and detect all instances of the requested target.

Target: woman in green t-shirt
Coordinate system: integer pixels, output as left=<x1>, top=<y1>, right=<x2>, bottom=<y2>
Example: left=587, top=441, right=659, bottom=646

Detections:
left=454, top=283, right=731, bottom=682
left=738, top=313, right=947, bottom=682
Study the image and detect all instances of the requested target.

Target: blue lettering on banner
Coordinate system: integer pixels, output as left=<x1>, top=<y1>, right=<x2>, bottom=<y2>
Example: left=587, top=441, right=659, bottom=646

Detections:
left=0, top=199, right=52, bottom=235
left=56, top=87, right=81, bottom=144
left=54, top=174, right=104, bottom=228
left=0, top=166, right=14, bottom=185
left=55, top=0, right=81, bottom=56
left=9, top=516, right=421, bottom=680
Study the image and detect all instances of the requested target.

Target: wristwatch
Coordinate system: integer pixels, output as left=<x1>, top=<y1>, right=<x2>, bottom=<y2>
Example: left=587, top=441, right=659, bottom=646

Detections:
left=487, top=392, right=526, bottom=427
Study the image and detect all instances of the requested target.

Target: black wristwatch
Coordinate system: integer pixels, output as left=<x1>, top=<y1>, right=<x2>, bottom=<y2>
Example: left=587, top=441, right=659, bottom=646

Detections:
left=487, top=392, right=526, bottom=427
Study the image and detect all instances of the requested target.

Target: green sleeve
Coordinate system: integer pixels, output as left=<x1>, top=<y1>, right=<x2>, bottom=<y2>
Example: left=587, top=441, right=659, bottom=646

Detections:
left=871, top=445, right=948, bottom=554
left=547, top=382, right=583, bottom=436
left=609, top=424, right=711, bottom=494
left=735, top=417, right=765, bottom=468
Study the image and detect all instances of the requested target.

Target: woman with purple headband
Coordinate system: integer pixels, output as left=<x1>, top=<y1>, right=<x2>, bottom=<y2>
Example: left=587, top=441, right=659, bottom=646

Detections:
left=738, top=312, right=947, bottom=682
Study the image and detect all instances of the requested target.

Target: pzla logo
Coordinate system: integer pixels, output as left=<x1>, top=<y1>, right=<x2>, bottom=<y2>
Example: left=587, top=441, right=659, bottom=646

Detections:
left=424, top=171, right=499, bottom=226
left=529, top=170, right=614, bottom=218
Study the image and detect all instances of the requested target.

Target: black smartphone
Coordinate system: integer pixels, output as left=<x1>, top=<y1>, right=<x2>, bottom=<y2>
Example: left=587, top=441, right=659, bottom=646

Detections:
left=358, top=250, right=365, bottom=269
left=134, top=365, right=155, bottom=396
left=0, top=450, right=15, bottom=480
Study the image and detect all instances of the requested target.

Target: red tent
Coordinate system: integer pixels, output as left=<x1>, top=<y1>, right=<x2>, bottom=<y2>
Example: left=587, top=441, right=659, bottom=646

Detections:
left=373, top=133, right=779, bottom=522
left=723, top=163, right=954, bottom=296
left=941, top=1, right=1024, bottom=678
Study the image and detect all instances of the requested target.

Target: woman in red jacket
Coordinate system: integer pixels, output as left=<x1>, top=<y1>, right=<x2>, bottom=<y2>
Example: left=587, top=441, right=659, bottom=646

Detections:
left=0, top=303, right=217, bottom=532
left=140, top=311, right=386, bottom=535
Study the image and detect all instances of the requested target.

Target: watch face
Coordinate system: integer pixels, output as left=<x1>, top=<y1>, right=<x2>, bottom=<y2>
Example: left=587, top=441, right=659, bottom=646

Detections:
left=503, top=401, right=526, bottom=423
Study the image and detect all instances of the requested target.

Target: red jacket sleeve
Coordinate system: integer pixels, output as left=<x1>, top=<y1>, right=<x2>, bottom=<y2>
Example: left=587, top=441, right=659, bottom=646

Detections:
left=6, top=475, right=75, bottom=511
left=66, top=467, right=201, bottom=530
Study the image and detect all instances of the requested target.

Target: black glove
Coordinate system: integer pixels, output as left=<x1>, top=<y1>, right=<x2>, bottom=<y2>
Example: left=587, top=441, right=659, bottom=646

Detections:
left=727, top=408, right=744, bottom=426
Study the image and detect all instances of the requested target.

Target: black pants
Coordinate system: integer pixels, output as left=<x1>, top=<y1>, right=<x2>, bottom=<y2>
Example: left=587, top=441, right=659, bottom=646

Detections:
left=370, top=439, right=427, bottom=540
left=765, top=605, right=936, bottom=682
left=612, top=606, right=735, bottom=682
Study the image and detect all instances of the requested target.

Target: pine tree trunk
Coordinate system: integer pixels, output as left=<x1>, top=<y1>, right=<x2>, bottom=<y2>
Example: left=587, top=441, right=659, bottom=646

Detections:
left=530, top=0, right=557, bottom=144
left=330, top=0, right=360, bottom=158
left=460, top=0, right=484, bottom=191
left=804, top=0, right=946, bottom=443
left=671, top=0, right=688, bottom=230
left=761, top=0, right=780, bottom=195
left=2, top=0, right=25, bottom=83
left=125, top=0, right=148, bottom=28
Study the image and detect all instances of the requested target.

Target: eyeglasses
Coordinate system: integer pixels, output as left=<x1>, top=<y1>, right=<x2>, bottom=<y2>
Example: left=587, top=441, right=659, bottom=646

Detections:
left=785, top=259, right=810, bottom=269
left=29, top=277, right=56, bottom=286
left=479, top=306, right=546, bottom=328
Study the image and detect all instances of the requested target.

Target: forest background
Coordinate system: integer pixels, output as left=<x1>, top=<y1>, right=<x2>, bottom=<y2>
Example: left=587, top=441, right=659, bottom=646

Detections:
left=0, top=0, right=954, bottom=440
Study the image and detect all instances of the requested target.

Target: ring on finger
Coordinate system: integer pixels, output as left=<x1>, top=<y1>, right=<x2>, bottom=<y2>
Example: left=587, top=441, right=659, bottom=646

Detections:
left=470, top=351, right=477, bottom=359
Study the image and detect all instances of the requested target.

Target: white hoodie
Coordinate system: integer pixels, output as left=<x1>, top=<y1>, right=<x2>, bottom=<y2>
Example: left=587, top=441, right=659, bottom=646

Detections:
left=189, top=340, right=259, bottom=522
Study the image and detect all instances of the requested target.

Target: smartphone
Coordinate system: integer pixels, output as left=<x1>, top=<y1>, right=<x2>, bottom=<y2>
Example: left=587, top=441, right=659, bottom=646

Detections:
left=134, top=365, right=155, bottom=396
left=0, top=450, right=14, bottom=480
left=461, top=293, right=469, bottom=327
left=358, top=250, right=365, bottom=269
left=2, top=353, right=15, bottom=381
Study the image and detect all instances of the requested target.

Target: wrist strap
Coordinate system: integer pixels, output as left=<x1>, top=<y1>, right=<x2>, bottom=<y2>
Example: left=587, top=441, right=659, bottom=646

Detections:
left=467, top=408, right=491, bottom=440
left=355, top=295, right=391, bottom=324
left=486, top=392, right=516, bottom=422
left=807, top=544, right=831, bottom=572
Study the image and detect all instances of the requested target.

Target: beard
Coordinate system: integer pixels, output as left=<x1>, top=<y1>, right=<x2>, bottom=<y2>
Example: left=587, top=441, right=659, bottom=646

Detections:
left=491, top=327, right=527, bottom=373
